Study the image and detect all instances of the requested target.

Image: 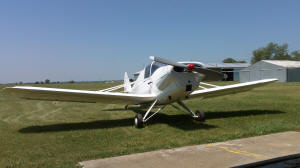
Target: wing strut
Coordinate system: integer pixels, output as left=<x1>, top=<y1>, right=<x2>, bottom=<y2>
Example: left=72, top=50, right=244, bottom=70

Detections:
left=199, top=82, right=220, bottom=88
left=98, top=82, right=134, bottom=92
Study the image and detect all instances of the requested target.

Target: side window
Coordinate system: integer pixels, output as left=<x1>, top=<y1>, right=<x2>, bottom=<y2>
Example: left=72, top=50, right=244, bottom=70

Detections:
left=144, top=65, right=151, bottom=78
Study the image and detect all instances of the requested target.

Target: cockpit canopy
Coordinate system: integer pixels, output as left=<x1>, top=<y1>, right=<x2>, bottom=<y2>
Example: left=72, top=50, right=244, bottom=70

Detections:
left=144, top=62, right=166, bottom=78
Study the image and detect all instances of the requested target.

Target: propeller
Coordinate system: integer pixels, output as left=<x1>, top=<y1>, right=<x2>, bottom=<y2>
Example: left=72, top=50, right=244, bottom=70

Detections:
left=149, top=56, right=224, bottom=81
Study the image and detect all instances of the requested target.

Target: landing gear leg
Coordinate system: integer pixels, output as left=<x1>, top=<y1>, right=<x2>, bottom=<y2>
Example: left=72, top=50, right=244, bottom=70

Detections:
left=177, top=101, right=205, bottom=122
left=134, top=100, right=166, bottom=128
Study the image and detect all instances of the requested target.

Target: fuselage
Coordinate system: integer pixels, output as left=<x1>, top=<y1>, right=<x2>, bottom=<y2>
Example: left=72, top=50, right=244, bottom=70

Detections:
left=131, top=62, right=203, bottom=104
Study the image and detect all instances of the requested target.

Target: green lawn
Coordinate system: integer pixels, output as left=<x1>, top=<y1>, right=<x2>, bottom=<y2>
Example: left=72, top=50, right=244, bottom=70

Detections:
left=0, top=82, right=300, bottom=168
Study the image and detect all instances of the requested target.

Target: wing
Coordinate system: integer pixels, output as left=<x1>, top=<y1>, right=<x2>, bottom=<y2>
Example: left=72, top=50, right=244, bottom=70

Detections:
left=3, top=86, right=156, bottom=105
left=188, top=78, right=278, bottom=100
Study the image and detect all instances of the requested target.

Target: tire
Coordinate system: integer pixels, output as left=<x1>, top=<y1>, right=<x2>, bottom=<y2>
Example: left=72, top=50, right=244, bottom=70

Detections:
left=195, top=110, right=205, bottom=122
left=134, top=113, right=144, bottom=128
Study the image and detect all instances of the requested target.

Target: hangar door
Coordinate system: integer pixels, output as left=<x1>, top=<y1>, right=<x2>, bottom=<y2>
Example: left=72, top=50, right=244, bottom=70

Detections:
left=287, top=68, right=300, bottom=82
left=240, top=70, right=250, bottom=82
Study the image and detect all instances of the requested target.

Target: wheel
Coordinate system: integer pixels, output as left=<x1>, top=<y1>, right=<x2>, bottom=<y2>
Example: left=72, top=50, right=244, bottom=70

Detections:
left=195, top=110, right=205, bottom=122
left=134, top=113, right=144, bottom=128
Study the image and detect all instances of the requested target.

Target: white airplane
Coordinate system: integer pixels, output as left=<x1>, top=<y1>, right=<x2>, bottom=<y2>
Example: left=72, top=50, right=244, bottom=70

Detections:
left=4, top=56, right=277, bottom=128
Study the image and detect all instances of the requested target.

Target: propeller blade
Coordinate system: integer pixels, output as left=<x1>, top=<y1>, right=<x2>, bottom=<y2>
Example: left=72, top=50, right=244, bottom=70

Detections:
left=150, top=56, right=224, bottom=81
left=193, top=68, right=224, bottom=81
left=149, top=56, right=187, bottom=68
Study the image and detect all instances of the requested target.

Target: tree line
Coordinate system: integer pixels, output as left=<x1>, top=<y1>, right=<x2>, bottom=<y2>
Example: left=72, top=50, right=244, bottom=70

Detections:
left=33, top=79, right=75, bottom=84
left=251, top=42, right=300, bottom=64
left=222, top=42, right=300, bottom=64
left=15, top=79, right=75, bottom=85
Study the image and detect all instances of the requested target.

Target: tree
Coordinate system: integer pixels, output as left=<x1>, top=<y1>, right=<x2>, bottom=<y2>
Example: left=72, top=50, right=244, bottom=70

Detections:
left=251, top=42, right=292, bottom=64
left=45, top=79, right=50, bottom=84
left=223, top=58, right=236, bottom=63
left=223, top=57, right=246, bottom=63
left=291, top=51, right=300, bottom=61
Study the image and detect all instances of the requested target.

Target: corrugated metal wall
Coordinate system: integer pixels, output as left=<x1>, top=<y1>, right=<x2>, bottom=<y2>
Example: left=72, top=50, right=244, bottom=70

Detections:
left=239, top=61, right=287, bottom=82
left=287, top=69, right=300, bottom=82
left=233, top=67, right=244, bottom=81
left=239, top=70, right=250, bottom=82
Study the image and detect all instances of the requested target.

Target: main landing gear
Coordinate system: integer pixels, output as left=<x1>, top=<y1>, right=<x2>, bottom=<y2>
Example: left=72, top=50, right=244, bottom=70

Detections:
left=195, top=109, right=205, bottom=122
left=177, top=101, right=205, bottom=122
left=134, top=99, right=166, bottom=128
left=133, top=100, right=205, bottom=128
left=134, top=113, right=143, bottom=128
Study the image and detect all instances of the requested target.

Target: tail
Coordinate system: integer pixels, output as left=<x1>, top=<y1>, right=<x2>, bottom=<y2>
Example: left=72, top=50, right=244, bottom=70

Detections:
left=124, top=72, right=132, bottom=93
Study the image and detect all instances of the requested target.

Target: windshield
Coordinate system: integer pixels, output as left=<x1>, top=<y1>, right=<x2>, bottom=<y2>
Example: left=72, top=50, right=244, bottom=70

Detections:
left=144, top=62, right=166, bottom=78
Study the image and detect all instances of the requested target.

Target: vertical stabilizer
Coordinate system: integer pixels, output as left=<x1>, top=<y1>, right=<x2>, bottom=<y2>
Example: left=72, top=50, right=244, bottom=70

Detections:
left=124, top=72, right=132, bottom=93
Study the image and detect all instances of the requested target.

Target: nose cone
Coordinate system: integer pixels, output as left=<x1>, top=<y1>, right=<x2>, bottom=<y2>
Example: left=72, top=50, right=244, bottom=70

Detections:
left=187, top=64, right=194, bottom=70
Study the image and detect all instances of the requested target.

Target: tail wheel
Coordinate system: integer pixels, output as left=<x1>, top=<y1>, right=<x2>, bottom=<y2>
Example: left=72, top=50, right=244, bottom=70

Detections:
left=134, top=113, right=144, bottom=128
left=195, top=110, right=205, bottom=122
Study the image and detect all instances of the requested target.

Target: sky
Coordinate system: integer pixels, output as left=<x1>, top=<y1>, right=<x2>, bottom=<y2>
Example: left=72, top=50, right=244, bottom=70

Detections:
left=0, top=0, right=300, bottom=83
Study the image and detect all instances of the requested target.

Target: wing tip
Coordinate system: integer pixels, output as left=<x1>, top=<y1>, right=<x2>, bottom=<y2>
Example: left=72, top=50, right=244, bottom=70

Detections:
left=2, top=86, right=18, bottom=95
left=3, top=86, right=31, bottom=91
left=263, top=78, right=278, bottom=83
left=3, top=86, right=14, bottom=91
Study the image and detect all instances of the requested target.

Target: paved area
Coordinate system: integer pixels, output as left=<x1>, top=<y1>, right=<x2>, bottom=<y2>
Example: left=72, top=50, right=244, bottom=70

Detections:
left=78, top=131, right=300, bottom=168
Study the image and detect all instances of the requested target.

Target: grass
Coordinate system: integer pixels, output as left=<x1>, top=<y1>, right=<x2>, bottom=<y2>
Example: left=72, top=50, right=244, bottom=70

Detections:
left=0, top=82, right=300, bottom=168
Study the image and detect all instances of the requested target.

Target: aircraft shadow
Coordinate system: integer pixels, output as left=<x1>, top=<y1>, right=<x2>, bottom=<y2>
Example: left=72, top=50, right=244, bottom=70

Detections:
left=18, top=109, right=284, bottom=134
left=205, top=110, right=285, bottom=119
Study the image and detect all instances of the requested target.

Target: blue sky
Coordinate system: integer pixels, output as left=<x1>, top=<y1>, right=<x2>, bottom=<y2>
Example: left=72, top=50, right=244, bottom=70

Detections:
left=1, top=0, right=300, bottom=83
